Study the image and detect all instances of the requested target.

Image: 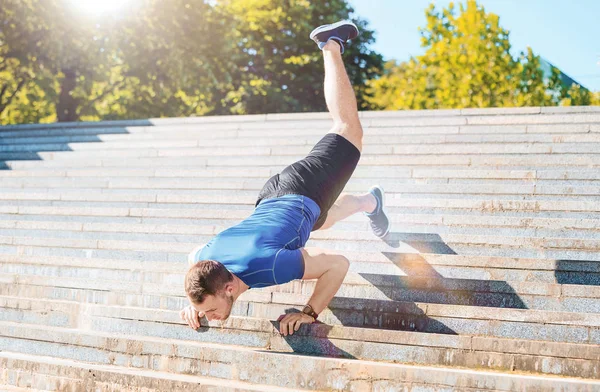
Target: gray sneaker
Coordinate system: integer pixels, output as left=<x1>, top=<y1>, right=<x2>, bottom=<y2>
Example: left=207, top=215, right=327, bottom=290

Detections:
left=309, top=20, right=359, bottom=54
left=365, top=185, right=390, bottom=238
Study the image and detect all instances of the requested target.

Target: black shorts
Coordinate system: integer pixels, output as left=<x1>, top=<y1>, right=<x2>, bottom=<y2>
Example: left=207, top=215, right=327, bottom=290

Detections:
left=255, top=133, right=361, bottom=231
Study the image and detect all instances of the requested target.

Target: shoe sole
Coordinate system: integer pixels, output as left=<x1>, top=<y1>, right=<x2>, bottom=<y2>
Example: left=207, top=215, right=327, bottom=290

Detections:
left=371, top=185, right=391, bottom=238
left=309, top=20, right=359, bottom=40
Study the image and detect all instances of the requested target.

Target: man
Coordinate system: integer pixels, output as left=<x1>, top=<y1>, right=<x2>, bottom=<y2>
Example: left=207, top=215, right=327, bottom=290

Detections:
left=181, top=20, right=390, bottom=337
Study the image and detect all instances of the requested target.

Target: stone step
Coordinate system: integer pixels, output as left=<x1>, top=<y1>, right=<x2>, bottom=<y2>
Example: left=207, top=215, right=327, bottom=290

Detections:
left=0, top=257, right=592, bottom=311
left=4, top=141, right=600, bottom=160
left=6, top=152, right=600, bottom=170
left=2, top=208, right=600, bottom=236
left=3, top=177, right=600, bottom=199
left=6, top=128, right=600, bottom=149
left=1, top=110, right=599, bottom=135
left=2, top=248, right=599, bottom=309
left=3, top=162, right=598, bottom=175
left=0, top=191, right=598, bottom=207
left=2, top=173, right=600, bottom=192
left=6, top=134, right=600, bottom=155
left=2, top=321, right=600, bottom=387
left=0, top=201, right=594, bottom=225
left=5, top=201, right=600, bottom=230
left=366, top=114, right=597, bottom=128
left=1, top=256, right=598, bottom=313
left=0, top=105, right=597, bottom=131
left=2, top=253, right=598, bottom=313
left=255, top=287, right=600, bottom=332
left=2, top=216, right=600, bottom=254
left=2, top=294, right=600, bottom=371
left=1, top=201, right=600, bottom=229
left=1, top=167, right=599, bottom=181
left=3, top=107, right=600, bottom=388
left=83, top=300, right=600, bottom=346
left=0, top=165, right=600, bottom=185
left=1, top=112, right=598, bottom=140
left=2, top=273, right=596, bottom=317
left=0, top=113, right=594, bottom=138
left=2, top=192, right=600, bottom=214
left=3, top=228, right=600, bottom=264
left=0, top=351, right=296, bottom=392
left=3, top=229, right=600, bottom=262
left=3, top=252, right=598, bottom=283
left=462, top=113, right=600, bottom=126
left=0, top=385, right=44, bottom=392
left=3, top=218, right=600, bottom=252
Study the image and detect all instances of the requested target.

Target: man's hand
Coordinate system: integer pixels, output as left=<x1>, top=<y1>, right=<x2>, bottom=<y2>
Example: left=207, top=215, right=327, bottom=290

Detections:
left=180, top=304, right=204, bottom=329
left=277, top=312, right=315, bottom=336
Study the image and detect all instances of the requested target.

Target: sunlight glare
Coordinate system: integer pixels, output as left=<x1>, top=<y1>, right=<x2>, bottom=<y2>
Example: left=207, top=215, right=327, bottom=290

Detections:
left=69, top=0, right=131, bottom=15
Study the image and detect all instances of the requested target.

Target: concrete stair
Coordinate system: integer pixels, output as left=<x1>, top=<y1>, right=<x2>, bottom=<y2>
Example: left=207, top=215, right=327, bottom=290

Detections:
left=1, top=106, right=600, bottom=391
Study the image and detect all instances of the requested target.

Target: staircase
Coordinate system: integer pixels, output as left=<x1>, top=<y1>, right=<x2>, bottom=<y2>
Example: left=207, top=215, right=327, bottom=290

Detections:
left=1, top=106, right=600, bottom=391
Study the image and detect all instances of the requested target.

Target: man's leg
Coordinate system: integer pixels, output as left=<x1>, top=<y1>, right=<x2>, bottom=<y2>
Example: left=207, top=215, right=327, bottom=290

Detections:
left=322, top=39, right=363, bottom=152
left=310, top=22, right=390, bottom=237
left=317, top=192, right=377, bottom=231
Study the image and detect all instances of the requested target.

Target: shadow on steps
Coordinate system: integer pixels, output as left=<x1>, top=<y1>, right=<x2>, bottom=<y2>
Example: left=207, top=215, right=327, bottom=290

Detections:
left=269, top=313, right=357, bottom=359
left=555, top=259, right=600, bottom=285
left=0, top=125, right=135, bottom=169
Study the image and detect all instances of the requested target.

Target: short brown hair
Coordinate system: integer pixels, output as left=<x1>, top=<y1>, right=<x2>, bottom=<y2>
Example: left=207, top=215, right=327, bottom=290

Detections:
left=185, top=260, right=234, bottom=304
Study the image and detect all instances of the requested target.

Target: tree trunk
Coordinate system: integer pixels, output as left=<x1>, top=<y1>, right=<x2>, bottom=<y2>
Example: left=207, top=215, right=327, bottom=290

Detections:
left=56, top=68, right=78, bottom=122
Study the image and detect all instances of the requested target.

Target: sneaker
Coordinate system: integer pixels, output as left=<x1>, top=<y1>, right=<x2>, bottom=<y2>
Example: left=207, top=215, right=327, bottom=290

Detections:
left=309, top=20, right=359, bottom=54
left=365, top=185, right=391, bottom=238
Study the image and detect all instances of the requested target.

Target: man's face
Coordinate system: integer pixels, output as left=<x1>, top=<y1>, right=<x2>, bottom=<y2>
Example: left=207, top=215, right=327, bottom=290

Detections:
left=190, top=290, right=234, bottom=321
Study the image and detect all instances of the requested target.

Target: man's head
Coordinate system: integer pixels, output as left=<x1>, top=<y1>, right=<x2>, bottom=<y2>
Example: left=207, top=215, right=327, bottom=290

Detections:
left=184, top=260, right=236, bottom=321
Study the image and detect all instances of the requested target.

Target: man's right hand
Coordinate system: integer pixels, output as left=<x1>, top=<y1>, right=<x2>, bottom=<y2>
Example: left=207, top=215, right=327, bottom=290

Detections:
left=179, top=304, right=204, bottom=329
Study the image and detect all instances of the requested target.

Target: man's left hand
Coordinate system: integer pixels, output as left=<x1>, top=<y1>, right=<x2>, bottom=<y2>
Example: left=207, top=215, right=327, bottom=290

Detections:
left=277, top=312, right=315, bottom=336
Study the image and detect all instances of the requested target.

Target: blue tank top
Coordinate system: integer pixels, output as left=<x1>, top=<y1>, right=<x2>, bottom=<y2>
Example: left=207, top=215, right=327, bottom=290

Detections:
left=190, top=194, right=321, bottom=288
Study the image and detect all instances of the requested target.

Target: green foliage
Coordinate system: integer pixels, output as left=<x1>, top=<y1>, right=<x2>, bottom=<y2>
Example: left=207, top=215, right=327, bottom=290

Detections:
left=515, top=47, right=551, bottom=106
left=97, top=0, right=233, bottom=120
left=0, top=0, right=120, bottom=123
left=0, top=64, right=57, bottom=124
left=365, top=0, right=596, bottom=110
left=559, top=84, right=592, bottom=106
left=213, top=0, right=383, bottom=114
left=0, top=0, right=383, bottom=124
left=2, top=0, right=594, bottom=124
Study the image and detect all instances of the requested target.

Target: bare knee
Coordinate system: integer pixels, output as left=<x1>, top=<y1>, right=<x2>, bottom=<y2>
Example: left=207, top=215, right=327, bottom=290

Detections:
left=331, top=121, right=363, bottom=152
left=338, top=255, right=350, bottom=272
left=318, top=214, right=335, bottom=231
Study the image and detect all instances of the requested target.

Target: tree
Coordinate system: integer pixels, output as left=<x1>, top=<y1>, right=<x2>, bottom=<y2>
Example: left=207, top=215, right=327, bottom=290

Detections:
left=80, top=0, right=234, bottom=121
left=0, top=0, right=384, bottom=124
left=0, top=62, right=57, bottom=124
left=560, top=84, right=591, bottom=106
left=0, top=0, right=121, bottom=122
left=0, top=1, right=57, bottom=123
left=365, top=0, right=557, bottom=110
left=515, top=47, right=550, bottom=106
left=213, top=0, right=383, bottom=114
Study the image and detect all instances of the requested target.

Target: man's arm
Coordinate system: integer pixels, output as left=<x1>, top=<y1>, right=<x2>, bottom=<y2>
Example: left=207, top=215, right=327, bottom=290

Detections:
left=278, top=248, right=350, bottom=336
left=277, top=247, right=348, bottom=336
left=299, top=247, right=349, bottom=315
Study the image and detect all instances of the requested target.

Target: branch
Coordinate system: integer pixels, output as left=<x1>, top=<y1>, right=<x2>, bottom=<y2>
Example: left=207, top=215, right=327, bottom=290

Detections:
left=0, top=77, right=27, bottom=115
left=0, top=84, right=9, bottom=104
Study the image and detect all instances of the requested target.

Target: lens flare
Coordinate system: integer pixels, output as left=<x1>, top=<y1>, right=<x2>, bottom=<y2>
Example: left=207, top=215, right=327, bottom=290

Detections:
left=69, top=0, right=130, bottom=15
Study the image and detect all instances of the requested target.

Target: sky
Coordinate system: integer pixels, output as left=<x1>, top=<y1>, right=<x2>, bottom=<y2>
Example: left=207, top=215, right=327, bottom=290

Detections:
left=349, top=0, right=600, bottom=91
